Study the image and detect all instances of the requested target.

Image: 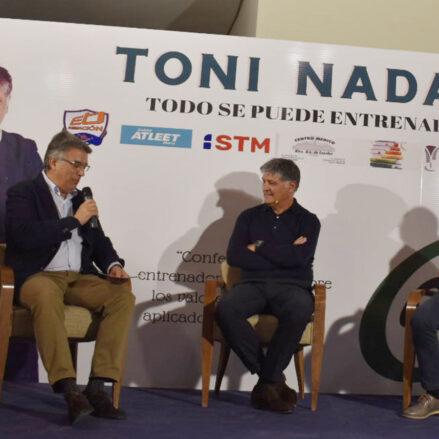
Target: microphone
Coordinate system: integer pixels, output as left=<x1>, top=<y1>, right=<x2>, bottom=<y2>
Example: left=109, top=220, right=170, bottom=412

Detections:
left=82, top=186, right=99, bottom=229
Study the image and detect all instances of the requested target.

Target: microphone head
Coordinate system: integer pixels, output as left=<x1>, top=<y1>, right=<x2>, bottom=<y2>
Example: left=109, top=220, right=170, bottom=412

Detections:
left=82, top=186, right=93, bottom=200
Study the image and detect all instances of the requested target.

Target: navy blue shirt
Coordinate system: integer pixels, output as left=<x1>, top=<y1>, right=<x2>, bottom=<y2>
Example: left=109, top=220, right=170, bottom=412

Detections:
left=227, top=200, right=320, bottom=286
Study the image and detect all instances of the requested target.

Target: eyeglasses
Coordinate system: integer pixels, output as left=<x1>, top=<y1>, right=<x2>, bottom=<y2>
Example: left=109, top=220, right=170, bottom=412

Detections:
left=58, top=158, right=90, bottom=172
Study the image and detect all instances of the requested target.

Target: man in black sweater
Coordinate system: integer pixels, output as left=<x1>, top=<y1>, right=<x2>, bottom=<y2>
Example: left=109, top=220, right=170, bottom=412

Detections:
left=216, top=158, right=320, bottom=413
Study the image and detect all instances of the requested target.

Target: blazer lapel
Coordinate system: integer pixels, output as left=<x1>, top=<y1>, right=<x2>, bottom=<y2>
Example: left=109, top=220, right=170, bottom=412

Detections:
left=33, top=173, right=60, bottom=220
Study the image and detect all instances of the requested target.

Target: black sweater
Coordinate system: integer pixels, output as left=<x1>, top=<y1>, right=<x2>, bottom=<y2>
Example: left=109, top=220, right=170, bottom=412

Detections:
left=227, top=200, right=320, bottom=286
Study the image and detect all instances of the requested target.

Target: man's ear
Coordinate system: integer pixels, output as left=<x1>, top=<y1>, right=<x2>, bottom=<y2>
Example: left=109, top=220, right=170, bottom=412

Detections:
left=5, top=94, right=10, bottom=113
left=290, top=180, right=297, bottom=194
left=48, top=156, right=57, bottom=171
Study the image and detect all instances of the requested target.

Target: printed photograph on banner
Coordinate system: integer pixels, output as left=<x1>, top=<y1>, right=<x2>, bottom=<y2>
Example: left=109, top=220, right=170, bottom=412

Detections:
left=64, top=109, right=109, bottom=145
left=354, top=139, right=421, bottom=171
left=369, top=141, right=404, bottom=170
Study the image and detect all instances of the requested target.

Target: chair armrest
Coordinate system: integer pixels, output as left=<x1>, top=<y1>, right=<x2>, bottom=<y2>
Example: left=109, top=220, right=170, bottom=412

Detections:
left=201, top=278, right=223, bottom=342
left=312, top=284, right=326, bottom=341
left=0, top=265, right=15, bottom=339
left=203, top=279, right=222, bottom=313
left=313, top=284, right=326, bottom=320
left=404, top=289, right=434, bottom=327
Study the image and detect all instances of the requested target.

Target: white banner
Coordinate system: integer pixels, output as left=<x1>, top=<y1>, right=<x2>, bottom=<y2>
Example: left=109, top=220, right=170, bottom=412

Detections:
left=2, top=18, right=439, bottom=394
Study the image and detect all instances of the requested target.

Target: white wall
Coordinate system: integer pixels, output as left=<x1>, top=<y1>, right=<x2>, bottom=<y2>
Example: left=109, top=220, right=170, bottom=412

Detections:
left=232, top=0, right=439, bottom=54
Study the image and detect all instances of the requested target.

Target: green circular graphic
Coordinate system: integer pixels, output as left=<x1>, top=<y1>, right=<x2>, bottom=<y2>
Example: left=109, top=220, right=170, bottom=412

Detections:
left=359, top=240, right=439, bottom=381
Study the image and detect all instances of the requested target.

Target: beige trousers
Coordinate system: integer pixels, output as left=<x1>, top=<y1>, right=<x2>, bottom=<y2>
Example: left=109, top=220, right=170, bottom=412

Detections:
left=19, top=271, right=135, bottom=385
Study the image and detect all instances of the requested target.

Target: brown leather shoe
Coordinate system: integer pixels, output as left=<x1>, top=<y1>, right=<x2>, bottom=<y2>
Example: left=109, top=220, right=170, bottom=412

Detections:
left=64, top=391, right=94, bottom=425
left=403, top=394, right=439, bottom=419
left=251, top=381, right=294, bottom=414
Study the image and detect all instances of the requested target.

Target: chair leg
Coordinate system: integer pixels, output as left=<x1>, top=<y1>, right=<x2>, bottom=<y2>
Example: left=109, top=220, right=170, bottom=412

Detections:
left=112, top=332, right=130, bottom=409
left=0, top=270, right=14, bottom=405
left=214, top=342, right=230, bottom=396
left=69, top=342, right=78, bottom=371
left=311, top=341, right=324, bottom=411
left=294, top=348, right=305, bottom=399
left=201, top=334, right=214, bottom=407
left=201, top=279, right=218, bottom=408
left=112, top=381, right=121, bottom=408
left=403, top=343, right=415, bottom=410
left=310, top=285, right=326, bottom=411
left=403, top=309, right=416, bottom=409
left=0, top=335, right=11, bottom=404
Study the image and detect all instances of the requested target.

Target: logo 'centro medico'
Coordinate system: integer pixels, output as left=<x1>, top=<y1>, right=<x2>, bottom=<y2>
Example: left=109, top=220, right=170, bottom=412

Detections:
left=121, top=125, right=192, bottom=148
left=64, top=109, right=109, bottom=145
left=203, top=134, right=270, bottom=153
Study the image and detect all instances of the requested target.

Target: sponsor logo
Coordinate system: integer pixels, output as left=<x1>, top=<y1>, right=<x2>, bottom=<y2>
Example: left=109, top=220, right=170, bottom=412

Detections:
left=370, top=140, right=404, bottom=170
left=121, top=125, right=192, bottom=148
left=292, top=136, right=335, bottom=156
left=203, top=134, right=270, bottom=153
left=425, top=145, right=439, bottom=171
left=281, top=136, right=344, bottom=165
left=64, top=109, right=109, bottom=145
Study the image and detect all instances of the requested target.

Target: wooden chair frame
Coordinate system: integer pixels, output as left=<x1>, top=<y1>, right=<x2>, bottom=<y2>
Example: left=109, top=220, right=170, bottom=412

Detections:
left=402, top=288, right=437, bottom=409
left=0, top=245, right=126, bottom=406
left=201, top=274, right=326, bottom=411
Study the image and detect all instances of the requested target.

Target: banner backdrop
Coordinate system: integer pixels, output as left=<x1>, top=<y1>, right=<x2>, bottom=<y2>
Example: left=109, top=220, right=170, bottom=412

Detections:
left=2, top=18, right=439, bottom=394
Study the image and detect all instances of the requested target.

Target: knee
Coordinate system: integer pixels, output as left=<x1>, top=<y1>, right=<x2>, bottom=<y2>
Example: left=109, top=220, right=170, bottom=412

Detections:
left=111, top=287, right=136, bottom=310
left=20, top=287, right=62, bottom=311
left=411, top=308, right=434, bottom=334
left=277, top=302, right=313, bottom=327
left=215, top=298, right=235, bottom=325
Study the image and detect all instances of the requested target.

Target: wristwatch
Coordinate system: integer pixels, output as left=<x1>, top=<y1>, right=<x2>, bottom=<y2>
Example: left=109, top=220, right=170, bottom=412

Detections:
left=254, top=240, right=264, bottom=250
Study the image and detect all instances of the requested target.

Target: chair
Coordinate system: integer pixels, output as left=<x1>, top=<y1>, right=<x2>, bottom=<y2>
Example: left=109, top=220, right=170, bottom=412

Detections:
left=201, top=262, right=326, bottom=410
left=0, top=243, right=126, bottom=406
left=402, top=288, right=438, bottom=409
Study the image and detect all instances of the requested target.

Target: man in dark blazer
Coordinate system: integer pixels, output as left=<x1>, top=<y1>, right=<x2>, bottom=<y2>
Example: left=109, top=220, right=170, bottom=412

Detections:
left=6, top=130, right=135, bottom=425
left=0, top=66, right=43, bottom=243
left=0, top=65, right=43, bottom=382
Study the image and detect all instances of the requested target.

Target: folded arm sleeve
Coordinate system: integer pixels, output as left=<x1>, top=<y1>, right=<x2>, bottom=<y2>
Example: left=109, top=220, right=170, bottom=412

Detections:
left=226, top=210, right=277, bottom=270
left=256, top=214, right=321, bottom=268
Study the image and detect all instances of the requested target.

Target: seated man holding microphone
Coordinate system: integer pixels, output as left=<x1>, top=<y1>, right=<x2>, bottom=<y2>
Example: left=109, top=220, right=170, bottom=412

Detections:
left=5, top=130, right=135, bottom=424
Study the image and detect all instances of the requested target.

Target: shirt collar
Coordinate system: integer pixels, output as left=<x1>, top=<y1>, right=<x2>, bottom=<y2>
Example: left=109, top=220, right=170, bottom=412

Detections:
left=43, top=171, right=78, bottom=200
left=263, top=198, right=299, bottom=215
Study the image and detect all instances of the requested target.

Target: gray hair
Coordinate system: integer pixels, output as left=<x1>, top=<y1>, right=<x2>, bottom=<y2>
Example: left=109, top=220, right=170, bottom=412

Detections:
left=260, top=158, right=300, bottom=190
left=44, top=130, right=92, bottom=170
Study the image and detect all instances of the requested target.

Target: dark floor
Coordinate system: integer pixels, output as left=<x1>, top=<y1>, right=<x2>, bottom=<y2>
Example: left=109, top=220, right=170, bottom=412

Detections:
left=0, top=382, right=437, bottom=439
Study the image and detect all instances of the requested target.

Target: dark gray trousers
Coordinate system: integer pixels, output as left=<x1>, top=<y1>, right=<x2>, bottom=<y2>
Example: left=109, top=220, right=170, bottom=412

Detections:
left=216, top=279, right=314, bottom=383
left=412, top=293, right=439, bottom=392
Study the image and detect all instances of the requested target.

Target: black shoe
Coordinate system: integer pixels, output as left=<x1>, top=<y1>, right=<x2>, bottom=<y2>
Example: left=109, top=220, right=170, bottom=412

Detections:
left=251, top=381, right=294, bottom=414
left=64, top=391, right=94, bottom=425
left=84, top=390, right=126, bottom=420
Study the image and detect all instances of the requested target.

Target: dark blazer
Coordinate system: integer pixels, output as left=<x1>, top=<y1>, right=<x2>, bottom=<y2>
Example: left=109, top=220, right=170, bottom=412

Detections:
left=5, top=172, right=124, bottom=297
left=0, top=131, right=44, bottom=242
